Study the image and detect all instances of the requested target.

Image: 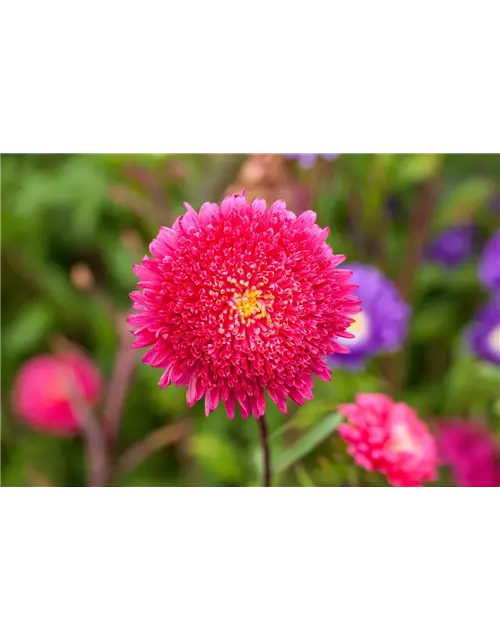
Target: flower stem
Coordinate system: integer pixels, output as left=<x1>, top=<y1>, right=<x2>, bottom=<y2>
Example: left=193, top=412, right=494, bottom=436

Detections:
left=258, top=415, right=272, bottom=487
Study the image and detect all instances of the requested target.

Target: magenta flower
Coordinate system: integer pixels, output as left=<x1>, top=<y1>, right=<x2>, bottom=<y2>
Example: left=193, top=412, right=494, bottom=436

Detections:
left=479, top=231, right=500, bottom=294
left=12, top=353, right=102, bottom=436
left=283, top=154, right=339, bottom=169
left=128, top=192, right=360, bottom=419
left=339, top=393, right=439, bottom=487
left=436, top=419, right=500, bottom=487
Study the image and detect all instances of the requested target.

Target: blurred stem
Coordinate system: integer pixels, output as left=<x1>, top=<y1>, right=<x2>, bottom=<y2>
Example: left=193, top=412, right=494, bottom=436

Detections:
left=51, top=336, right=111, bottom=487
left=385, top=176, right=442, bottom=394
left=362, top=155, right=391, bottom=270
left=113, top=421, right=188, bottom=481
left=195, top=154, right=247, bottom=203
left=258, top=415, right=271, bottom=487
left=398, top=177, right=442, bottom=300
left=68, top=374, right=110, bottom=487
left=347, top=191, right=365, bottom=251
left=26, top=467, right=53, bottom=487
left=101, top=315, right=137, bottom=448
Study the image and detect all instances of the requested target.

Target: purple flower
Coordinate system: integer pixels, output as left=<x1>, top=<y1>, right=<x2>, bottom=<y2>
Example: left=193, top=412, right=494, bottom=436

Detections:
left=283, top=154, right=339, bottom=169
left=479, top=231, right=500, bottom=294
left=467, top=297, right=500, bottom=366
left=424, top=225, right=475, bottom=268
left=329, top=263, right=410, bottom=369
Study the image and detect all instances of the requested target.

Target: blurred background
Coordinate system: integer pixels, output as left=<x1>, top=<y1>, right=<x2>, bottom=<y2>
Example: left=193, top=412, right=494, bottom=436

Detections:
left=1, top=153, right=500, bottom=487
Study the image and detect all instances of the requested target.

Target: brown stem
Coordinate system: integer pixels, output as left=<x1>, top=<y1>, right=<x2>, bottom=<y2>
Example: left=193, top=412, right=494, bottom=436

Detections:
left=67, top=375, right=110, bottom=487
left=385, top=177, right=442, bottom=394
left=347, top=191, right=366, bottom=252
left=101, top=315, right=137, bottom=448
left=398, top=177, right=442, bottom=300
left=50, top=337, right=110, bottom=487
left=258, top=415, right=271, bottom=487
left=107, top=184, right=167, bottom=227
left=113, top=421, right=188, bottom=481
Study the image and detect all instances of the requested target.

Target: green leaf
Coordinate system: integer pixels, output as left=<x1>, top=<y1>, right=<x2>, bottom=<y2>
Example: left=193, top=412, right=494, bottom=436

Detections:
left=102, top=154, right=169, bottom=167
left=411, top=300, right=458, bottom=342
left=1, top=302, right=53, bottom=357
left=190, top=433, right=245, bottom=484
left=434, top=178, right=495, bottom=229
left=295, top=464, right=316, bottom=487
left=265, top=413, right=343, bottom=476
left=103, top=236, right=139, bottom=291
left=416, top=263, right=479, bottom=294
left=393, top=154, right=442, bottom=187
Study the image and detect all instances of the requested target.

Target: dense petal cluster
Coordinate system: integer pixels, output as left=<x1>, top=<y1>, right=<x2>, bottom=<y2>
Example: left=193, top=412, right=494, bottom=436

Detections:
left=479, top=231, right=500, bottom=294
left=329, top=263, right=410, bottom=369
left=436, top=419, right=500, bottom=487
left=466, top=297, right=500, bottom=366
left=128, top=193, right=360, bottom=419
left=283, top=154, right=339, bottom=169
left=424, top=225, right=475, bottom=268
left=339, top=393, right=439, bottom=487
left=12, top=352, right=102, bottom=435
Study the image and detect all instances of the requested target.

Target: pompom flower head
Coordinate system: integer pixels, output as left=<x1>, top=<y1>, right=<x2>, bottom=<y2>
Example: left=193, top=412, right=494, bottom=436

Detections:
left=339, top=393, right=439, bottom=487
left=329, top=263, right=410, bottom=369
left=284, top=154, right=339, bottom=169
left=466, top=297, right=500, bottom=366
left=424, top=225, right=475, bottom=268
left=12, top=352, right=102, bottom=436
left=479, top=231, right=500, bottom=294
left=128, top=192, right=360, bottom=419
left=436, top=419, right=500, bottom=487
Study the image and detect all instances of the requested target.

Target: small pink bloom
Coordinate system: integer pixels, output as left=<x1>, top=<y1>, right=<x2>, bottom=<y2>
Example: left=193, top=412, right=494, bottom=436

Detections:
left=12, top=352, right=102, bottom=436
left=128, top=192, right=360, bottom=419
left=436, top=419, right=500, bottom=487
left=339, top=393, right=439, bottom=487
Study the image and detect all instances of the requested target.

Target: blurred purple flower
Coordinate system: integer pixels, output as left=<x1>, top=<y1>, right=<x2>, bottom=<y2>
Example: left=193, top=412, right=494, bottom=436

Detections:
left=479, top=231, right=500, bottom=294
left=467, top=297, right=500, bottom=366
left=424, top=225, right=475, bottom=268
left=283, top=154, right=339, bottom=169
left=436, top=419, right=500, bottom=487
left=329, top=263, right=410, bottom=369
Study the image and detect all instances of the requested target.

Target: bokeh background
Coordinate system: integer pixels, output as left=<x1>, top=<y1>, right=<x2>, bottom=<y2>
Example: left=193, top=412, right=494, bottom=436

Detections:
left=1, top=153, right=499, bottom=487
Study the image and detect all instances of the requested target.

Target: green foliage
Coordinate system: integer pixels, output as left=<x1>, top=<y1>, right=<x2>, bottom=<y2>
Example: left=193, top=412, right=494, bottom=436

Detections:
left=267, top=413, right=343, bottom=477
left=434, top=177, right=495, bottom=229
left=393, top=154, right=443, bottom=188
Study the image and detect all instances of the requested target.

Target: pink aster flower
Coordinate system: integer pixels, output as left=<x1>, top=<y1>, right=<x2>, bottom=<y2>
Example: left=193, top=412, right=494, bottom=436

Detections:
left=12, top=352, right=102, bottom=436
left=129, top=192, right=360, bottom=420
left=436, top=419, right=500, bottom=487
left=338, top=393, right=439, bottom=487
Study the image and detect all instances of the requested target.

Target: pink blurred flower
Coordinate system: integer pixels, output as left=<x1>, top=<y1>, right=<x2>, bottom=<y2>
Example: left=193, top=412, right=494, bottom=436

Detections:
left=128, top=191, right=360, bottom=420
left=436, top=419, right=500, bottom=487
left=339, top=393, right=439, bottom=487
left=12, top=352, right=102, bottom=436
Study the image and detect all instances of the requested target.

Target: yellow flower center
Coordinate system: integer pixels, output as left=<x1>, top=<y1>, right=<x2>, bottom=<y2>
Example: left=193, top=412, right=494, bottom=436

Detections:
left=233, top=287, right=267, bottom=322
left=487, top=325, right=500, bottom=355
left=339, top=310, right=370, bottom=346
